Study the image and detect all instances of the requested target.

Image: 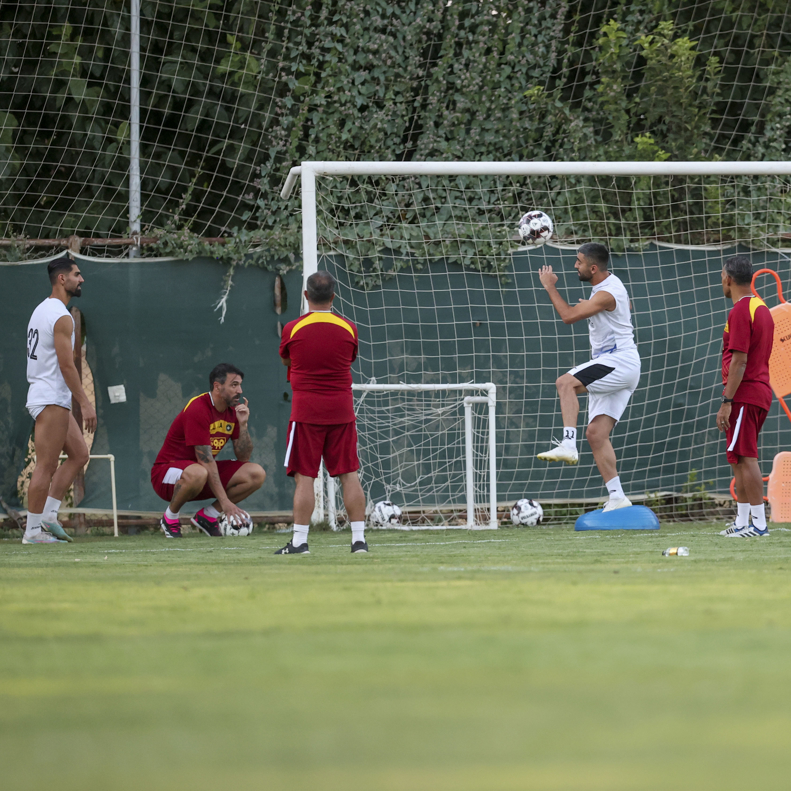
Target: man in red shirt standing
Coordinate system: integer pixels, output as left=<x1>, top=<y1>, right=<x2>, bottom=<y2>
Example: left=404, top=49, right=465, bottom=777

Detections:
left=275, top=271, right=368, bottom=554
left=151, top=363, right=266, bottom=537
left=716, top=256, right=774, bottom=538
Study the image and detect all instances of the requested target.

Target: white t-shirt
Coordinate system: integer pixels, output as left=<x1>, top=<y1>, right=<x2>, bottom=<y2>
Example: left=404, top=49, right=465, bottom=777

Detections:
left=587, top=273, right=637, bottom=358
left=26, top=298, right=74, bottom=410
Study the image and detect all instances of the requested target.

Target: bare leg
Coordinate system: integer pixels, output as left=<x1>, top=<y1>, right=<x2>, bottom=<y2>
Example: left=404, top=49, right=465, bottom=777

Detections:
left=292, top=473, right=315, bottom=525
left=48, top=414, right=90, bottom=500
left=339, top=471, right=365, bottom=522
left=212, top=463, right=266, bottom=510
left=28, top=406, right=71, bottom=514
left=734, top=457, right=763, bottom=505
left=585, top=415, right=618, bottom=484
left=169, top=464, right=208, bottom=513
left=555, top=373, right=587, bottom=428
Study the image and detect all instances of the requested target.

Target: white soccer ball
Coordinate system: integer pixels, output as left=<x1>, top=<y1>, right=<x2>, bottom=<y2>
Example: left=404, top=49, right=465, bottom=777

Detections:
left=510, top=498, right=544, bottom=527
left=517, top=211, right=554, bottom=246
left=370, top=500, right=402, bottom=526
left=219, top=513, right=254, bottom=537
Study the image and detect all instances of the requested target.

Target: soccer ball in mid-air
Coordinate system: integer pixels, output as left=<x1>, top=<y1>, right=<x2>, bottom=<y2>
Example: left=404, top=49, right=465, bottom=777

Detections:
left=510, top=498, right=544, bottom=526
left=370, top=500, right=402, bottom=526
left=219, top=512, right=255, bottom=536
left=517, top=211, right=553, bottom=246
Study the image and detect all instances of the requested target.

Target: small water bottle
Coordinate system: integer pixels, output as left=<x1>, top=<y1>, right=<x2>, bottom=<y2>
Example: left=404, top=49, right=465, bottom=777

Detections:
left=662, top=547, right=690, bottom=556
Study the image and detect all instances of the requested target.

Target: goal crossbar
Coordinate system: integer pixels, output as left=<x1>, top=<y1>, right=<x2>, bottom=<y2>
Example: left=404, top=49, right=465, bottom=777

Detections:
left=281, top=160, right=791, bottom=300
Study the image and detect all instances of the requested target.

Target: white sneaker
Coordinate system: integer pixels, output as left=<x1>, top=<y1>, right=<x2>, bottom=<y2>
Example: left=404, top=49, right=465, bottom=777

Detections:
left=602, top=496, right=632, bottom=513
left=22, top=531, right=64, bottom=544
left=719, top=521, right=745, bottom=536
left=536, top=443, right=579, bottom=465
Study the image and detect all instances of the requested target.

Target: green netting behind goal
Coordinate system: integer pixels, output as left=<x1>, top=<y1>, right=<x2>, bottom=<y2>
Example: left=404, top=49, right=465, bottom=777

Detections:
left=2, top=247, right=791, bottom=513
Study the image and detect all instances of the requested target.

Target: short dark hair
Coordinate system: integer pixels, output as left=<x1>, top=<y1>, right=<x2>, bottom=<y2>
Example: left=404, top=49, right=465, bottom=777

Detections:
left=47, top=253, right=76, bottom=284
left=723, top=255, right=753, bottom=285
left=578, top=242, right=609, bottom=270
left=306, top=270, right=336, bottom=303
left=209, top=363, right=244, bottom=387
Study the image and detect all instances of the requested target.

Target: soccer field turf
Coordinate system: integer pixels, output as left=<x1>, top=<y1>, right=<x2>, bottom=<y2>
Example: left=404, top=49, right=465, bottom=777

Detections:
left=2, top=524, right=790, bottom=791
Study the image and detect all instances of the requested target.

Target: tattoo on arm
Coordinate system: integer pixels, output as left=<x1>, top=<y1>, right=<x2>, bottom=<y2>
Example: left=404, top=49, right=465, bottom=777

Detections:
left=233, top=426, right=253, bottom=462
left=195, top=445, right=213, bottom=464
left=194, top=445, right=228, bottom=503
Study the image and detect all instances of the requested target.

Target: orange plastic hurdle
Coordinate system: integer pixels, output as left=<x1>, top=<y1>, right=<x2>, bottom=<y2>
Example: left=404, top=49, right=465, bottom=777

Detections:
left=752, top=269, right=791, bottom=423
left=767, top=452, right=791, bottom=523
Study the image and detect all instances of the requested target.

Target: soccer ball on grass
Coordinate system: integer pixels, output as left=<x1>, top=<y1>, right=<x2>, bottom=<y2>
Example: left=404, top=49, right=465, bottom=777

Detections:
left=510, top=498, right=544, bottom=527
left=517, top=211, right=553, bottom=246
left=218, top=512, right=255, bottom=536
left=370, top=500, right=402, bottom=526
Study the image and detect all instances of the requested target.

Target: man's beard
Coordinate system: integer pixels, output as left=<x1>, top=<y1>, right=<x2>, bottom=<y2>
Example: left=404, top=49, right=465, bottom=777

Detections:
left=66, top=285, right=82, bottom=297
left=578, top=272, right=592, bottom=282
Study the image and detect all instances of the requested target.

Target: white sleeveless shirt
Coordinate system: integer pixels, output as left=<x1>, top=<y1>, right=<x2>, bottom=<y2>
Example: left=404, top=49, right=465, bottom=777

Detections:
left=587, top=273, right=637, bottom=358
left=26, top=298, right=74, bottom=409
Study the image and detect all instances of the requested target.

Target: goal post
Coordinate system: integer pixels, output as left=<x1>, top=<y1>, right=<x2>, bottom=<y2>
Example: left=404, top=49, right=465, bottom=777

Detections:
left=284, top=160, right=791, bottom=523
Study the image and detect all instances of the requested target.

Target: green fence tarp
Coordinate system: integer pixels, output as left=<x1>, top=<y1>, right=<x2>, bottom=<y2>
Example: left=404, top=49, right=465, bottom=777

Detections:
left=2, top=246, right=790, bottom=512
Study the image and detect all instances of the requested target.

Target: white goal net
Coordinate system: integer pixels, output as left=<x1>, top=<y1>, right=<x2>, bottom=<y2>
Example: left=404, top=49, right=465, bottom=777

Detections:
left=283, top=162, right=791, bottom=524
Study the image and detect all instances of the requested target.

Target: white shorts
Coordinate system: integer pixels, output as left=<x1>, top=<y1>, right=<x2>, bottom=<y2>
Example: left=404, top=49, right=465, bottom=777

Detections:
left=568, top=349, right=641, bottom=424
left=27, top=403, right=71, bottom=420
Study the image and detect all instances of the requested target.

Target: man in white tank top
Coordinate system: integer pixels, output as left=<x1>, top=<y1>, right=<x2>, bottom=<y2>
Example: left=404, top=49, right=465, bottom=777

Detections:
left=536, top=243, right=641, bottom=512
left=22, top=254, right=97, bottom=543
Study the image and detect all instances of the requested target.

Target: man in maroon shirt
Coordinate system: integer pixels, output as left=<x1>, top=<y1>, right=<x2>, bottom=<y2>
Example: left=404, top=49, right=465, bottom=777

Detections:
left=275, top=271, right=368, bottom=554
left=716, top=256, right=774, bottom=538
left=151, top=363, right=266, bottom=537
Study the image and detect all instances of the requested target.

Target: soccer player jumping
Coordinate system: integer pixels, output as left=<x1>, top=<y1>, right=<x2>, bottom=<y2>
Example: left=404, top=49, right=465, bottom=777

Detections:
left=717, top=256, right=774, bottom=538
left=536, top=243, right=641, bottom=512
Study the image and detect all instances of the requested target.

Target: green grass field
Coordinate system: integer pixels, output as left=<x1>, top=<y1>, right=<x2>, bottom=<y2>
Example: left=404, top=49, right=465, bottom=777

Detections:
left=2, top=524, right=791, bottom=791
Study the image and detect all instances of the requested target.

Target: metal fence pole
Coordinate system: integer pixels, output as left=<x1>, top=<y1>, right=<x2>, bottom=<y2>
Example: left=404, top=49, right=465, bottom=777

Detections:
left=129, top=0, right=142, bottom=257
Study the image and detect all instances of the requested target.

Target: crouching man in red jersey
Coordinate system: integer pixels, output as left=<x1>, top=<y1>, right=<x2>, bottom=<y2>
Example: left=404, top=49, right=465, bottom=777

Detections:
left=716, top=256, right=774, bottom=538
left=275, top=270, right=368, bottom=555
left=151, top=363, right=266, bottom=537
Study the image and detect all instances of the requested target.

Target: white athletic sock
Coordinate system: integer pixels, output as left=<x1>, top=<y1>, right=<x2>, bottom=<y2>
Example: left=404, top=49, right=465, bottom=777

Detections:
left=165, top=506, right=180, bottom=522
left=606, top=476, right=625, bottom=500
left=292, top=524, right=309, bottom=547
left=25, top=511, right=43, bottom=538
left=351, top=521, right=366, bottom=544
left=43, top=496, right=62, bottom=521
left=562, top=427, right=577, bottom=448
left=736, top=501, right=751, bottom=527
left=750, top=503, right=767, bottom=530
left=203, top=504, right=220, bottom=520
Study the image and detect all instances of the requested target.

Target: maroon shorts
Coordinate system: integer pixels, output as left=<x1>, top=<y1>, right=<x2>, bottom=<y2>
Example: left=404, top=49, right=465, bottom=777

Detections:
left=284, top=421, right=359, bottom=478
left=726, top=402, right=768, bottom=464
left=151, top=459, right=247, bottom=503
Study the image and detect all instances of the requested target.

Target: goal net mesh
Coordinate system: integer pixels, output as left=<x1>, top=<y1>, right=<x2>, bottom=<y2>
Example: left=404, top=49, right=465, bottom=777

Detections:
left=352, top=386, right=493, bottom=527
left=3, top=2, right=791, bottom=258
left=314, top=172, right=791, bottom=510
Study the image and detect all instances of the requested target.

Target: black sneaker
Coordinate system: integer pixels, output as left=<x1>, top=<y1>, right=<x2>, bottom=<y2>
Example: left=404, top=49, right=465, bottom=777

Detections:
left=160, top=516, right=183, bottom=538
left=351, top=540, right=369, bottom=553
left=191, top=510, right=223, bottom=537
left=274, top=541, right=309, bottom=555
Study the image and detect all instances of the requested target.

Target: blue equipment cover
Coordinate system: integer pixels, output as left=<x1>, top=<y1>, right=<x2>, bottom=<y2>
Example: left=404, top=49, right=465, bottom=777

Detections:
left=574, top=505, right=660, bottom=531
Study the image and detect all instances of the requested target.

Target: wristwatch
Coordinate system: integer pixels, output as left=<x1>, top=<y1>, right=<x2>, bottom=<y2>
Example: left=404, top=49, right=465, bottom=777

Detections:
left=721, top=394, right=734, bottom=403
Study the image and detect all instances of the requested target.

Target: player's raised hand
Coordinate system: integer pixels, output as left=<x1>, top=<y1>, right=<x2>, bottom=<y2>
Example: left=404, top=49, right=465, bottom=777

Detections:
left=538, top=265, right=558, bottom=289
left=235, top=397, right=250, bottom=424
